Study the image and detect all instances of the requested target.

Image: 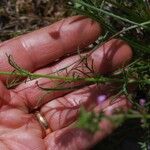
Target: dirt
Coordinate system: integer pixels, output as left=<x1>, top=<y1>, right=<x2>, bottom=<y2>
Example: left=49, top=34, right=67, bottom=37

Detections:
left=0, top=0, right=73, bottom=41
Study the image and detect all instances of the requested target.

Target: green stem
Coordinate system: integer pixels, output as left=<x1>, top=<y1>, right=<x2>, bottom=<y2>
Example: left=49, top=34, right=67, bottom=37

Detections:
left=111, top=20, right=150, bottom=39
left=0, top=71, right=117, bottom=82
left=0, top=71, right=149, bottom=84
left=77, top=0, right=149, bottom=28
left=111, top=113, right=150, bottom=120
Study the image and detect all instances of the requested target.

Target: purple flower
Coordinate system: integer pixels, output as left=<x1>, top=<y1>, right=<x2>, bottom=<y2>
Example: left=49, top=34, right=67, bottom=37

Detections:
left=97, top=94, right=107, bottom=105
left=139, top=98, right=146, bottom=106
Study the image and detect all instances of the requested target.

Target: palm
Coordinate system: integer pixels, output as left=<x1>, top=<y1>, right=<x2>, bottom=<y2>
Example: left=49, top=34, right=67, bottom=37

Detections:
left=0, top=84, right=44, bottom=149
left=0, top=16, right=132, bottom=150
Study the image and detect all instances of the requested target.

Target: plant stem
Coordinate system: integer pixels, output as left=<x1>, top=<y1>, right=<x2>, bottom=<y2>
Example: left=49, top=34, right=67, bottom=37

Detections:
left=77, top=1, right=150, bottom=29
left=0, top=71, right=149, bottom=84
left=109, top=113, right=150, bottom=122
left=110, top=20, right=150, bottom=39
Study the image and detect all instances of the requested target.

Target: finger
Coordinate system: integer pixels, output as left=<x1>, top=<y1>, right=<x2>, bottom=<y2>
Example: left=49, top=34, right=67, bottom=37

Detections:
left=0, top=15, right=101, bottom=82
left=11, top=39, right=132, bottom=109
left=40, top=83, right=131, bottom=132
left=44, top=96, right=130, bottom=150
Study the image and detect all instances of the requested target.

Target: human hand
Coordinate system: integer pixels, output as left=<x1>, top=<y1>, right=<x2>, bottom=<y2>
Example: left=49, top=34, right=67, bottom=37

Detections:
left=0, top=16, right=132, bottom=150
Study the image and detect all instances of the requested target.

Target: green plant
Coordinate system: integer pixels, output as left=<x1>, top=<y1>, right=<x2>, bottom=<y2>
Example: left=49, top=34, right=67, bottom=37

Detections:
left=0, top=0, right=150, bottom=149
left=68, top=0, right=150, bottom=149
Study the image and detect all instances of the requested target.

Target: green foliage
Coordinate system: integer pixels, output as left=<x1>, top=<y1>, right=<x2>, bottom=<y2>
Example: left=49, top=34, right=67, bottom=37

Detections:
left=71, top=0, right=150, bottom=55
left=69, top=0, right=150, bottom=148
left=76, top=107, right=102, bottom=133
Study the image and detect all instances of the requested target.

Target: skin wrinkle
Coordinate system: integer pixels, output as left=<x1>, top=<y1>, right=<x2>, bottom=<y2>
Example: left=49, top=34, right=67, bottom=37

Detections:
left=12, top=82, right=47, bottom=109
left=64, top=109, right=77, bottom=126
left=9, top=90, right=29, bottom=112
left=41, top=85, right=101, bottom=131
left=42, top=97, right=80, bottom=131
left=58, top=109, right=76, bottom=129
left=44, top=111, right=61, bottom=130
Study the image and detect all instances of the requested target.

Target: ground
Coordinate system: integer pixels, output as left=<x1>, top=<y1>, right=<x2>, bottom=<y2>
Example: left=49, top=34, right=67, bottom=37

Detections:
left=0, top=0, right=72, bottom=41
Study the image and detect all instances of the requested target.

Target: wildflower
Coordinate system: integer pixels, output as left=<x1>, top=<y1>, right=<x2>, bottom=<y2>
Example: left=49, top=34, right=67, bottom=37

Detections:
left=97, top=94, right=107, bottom=105
left=139, top=98, right=146, bottom=106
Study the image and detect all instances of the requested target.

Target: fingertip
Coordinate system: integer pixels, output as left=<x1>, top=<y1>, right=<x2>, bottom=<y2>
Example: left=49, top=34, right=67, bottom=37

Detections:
left=84, top=16, right=102, bottom=45
left=91, top=38, right=133, bottom=74
left=109, top=39, right=133, bottom=71
left=68, top=15, right=102, bottom=35
left=61, top=15, right=102, bottom=51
